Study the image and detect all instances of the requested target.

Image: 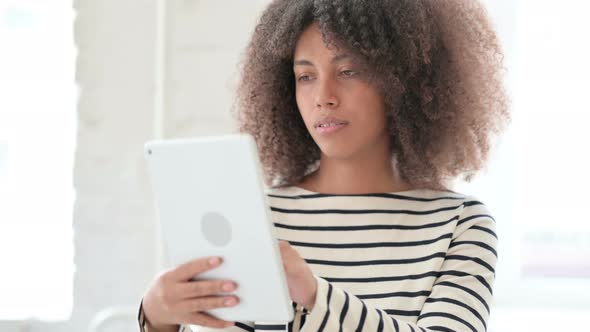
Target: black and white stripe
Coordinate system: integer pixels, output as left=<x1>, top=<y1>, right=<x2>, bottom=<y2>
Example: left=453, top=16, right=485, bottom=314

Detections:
left=172, top=187, right=496, bottom=332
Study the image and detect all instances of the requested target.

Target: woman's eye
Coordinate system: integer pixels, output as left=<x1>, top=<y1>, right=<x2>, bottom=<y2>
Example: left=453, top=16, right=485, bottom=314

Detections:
left=297, top=75, right=311, bottom=82
left=340, top=70, right=357, bottom=77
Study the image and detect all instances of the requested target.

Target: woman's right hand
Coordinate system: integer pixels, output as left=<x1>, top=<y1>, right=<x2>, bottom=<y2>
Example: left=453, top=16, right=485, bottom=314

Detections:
left=142, top=256, right=240, bottom=330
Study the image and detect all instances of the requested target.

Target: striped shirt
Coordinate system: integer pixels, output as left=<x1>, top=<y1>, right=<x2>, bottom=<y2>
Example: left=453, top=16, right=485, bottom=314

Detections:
left=146, top=185, right=497, bottom=332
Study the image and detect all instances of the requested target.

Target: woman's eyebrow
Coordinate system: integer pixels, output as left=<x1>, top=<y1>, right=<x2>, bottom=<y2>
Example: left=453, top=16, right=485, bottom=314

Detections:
left=331, top=54, right=350, bottom=63
left=293, top=54, right=351, bottom=67
left=294, top=59, right=314, bottom=67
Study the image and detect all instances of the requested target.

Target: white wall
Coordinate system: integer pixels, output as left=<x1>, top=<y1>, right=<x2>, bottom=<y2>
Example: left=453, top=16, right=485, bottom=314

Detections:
left=160, top=0, right=270, bottom=138
left=27, top=0, right=159, bottom=331
left=22, top=1, right=270, bottom=332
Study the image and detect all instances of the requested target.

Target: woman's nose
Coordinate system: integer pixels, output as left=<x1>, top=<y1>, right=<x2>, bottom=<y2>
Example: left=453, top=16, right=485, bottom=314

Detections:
left=315, top=78, right=339, bottom=110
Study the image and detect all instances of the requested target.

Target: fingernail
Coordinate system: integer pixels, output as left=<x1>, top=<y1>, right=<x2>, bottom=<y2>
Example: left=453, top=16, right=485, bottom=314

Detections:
left=226, top=322, right=235, bottom=327
left=224, top=297, right=237, bottom=306
left=209, top=257, right=220, bottom=266
left=222, top=282, right=235, bottom=291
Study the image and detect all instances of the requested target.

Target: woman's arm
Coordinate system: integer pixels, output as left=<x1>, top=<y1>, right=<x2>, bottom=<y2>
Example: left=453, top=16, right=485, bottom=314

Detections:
left=138, top=298, right=256, bottom=332
left=138, top=298, right=179, bottom=332
left=299, top=198, right=497, bottom=332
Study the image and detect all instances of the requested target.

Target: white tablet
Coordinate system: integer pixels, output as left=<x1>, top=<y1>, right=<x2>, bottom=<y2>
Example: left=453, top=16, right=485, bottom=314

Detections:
left=144, top=134, right=293, bottom=323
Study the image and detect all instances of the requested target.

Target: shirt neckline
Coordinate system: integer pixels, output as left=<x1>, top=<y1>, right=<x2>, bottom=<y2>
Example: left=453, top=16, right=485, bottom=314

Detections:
left=290, top=185, right=429, bottom=196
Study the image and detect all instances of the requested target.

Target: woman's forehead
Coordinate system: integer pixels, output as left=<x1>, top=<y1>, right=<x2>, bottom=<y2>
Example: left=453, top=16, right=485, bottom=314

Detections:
left=293, top=24, right=349, bottom=61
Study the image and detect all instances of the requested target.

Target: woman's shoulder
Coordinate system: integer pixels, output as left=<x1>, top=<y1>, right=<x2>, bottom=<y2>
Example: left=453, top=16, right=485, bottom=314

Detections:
left=263, top=184, right=476, bottom=202
left=264, top=184, right=495, bottom=229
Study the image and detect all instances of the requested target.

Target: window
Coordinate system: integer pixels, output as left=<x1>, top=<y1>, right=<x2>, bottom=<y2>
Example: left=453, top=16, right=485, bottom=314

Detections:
left=0, top=0, right=75, bottom=320
left=458, top=0, right=590, bottom=330
left=512, top=0, right=590, bottom=280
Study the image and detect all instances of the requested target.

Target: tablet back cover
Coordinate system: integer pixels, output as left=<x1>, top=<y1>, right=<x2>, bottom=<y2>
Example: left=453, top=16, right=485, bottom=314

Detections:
left=144, top=134, right=293, bottom=322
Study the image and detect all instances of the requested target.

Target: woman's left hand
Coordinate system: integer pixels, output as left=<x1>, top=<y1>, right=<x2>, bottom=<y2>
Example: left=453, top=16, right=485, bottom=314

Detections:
left=278, top=240, right=318, bottom=311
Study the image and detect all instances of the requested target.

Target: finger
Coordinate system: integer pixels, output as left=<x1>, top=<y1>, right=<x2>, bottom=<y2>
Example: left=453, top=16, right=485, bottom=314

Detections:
left=176, top=279, right=238, bottom=299
left=279, top=240, right=293, bottom=253
left=177, top=295, right=240, bottom=313
left=184, top=311, right=235, bottom=329
left=172, top=256, right=223, bottom=281
left=279, top=240, right=289, bottom=256
left=279, top=241, right=295, bottom=261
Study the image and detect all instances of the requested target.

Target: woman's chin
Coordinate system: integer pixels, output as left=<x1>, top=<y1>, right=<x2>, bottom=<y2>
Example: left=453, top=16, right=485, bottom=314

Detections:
left=317, top=145, right=356, bottom=160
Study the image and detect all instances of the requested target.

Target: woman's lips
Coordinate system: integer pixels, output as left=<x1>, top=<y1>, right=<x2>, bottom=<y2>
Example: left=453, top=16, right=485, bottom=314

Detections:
left=315, top=123, right=348, bottom=135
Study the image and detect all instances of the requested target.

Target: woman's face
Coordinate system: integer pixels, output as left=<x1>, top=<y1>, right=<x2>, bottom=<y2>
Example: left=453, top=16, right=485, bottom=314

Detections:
left=293, top=23, right=390, bottom=161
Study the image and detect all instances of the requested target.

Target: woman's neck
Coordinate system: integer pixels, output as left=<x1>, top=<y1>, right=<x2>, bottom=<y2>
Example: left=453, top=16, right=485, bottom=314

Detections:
left=298, top=153, right=412, bottom=195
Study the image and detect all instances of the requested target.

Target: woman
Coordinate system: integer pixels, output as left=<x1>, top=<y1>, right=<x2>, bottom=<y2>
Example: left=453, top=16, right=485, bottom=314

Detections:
left=139, top=0, right=510, bottom=331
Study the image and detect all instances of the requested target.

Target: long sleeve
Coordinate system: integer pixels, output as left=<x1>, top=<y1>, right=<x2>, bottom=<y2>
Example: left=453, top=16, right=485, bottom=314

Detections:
left=299, top=198, right=497, bottom=332
left=137, top=298, right=255, bottom=332
left=185, top=321, right=255, bottom=332
left=189, top=301, right=302, bottom=331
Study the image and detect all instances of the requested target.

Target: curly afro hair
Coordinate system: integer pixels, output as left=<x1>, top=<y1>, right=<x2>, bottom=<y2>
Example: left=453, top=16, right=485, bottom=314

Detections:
left=233, top=0, right=511, bottom=191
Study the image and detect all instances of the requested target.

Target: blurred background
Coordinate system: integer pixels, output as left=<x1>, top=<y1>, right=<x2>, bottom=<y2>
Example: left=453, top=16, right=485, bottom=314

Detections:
left=0, top=0, right=588, bottom=331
